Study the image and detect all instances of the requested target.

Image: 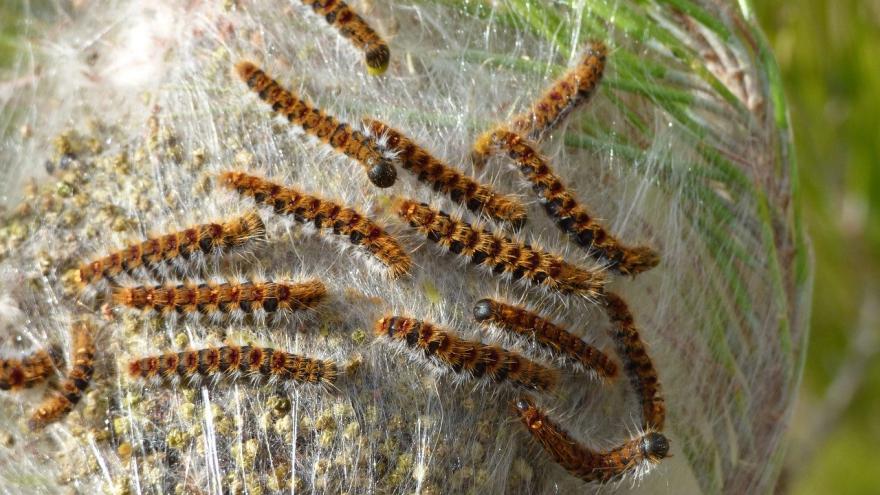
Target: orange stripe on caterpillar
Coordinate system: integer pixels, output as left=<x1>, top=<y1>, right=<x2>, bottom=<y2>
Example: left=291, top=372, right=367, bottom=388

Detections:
left=394, top=198, right=605, bottom=298
left=299, top=0, right=390, bottom=75
left=128, top=345, right=337, bottom=386
left=472, top=298, right=617, bottom=380
left=76, top=212, right=266, bottom=288
left=513, top=396, right=669, bottom=483
left=602, top=291, right=665, bottom=430
left=234, top=61, right=396, bottom=187
left=29, top=320, right=96, bottom=430
left=219, top=172, right=412, bottom=277
left=219, top=171, right=411, bottom=278
left=473, top=128, right=659, bottom=276
left=363, top=119, right=527, bottom=229
left=0, top=347, right=61, bottom=391
left=374, top=316, right=558, bottom=391
left=508, top=42, right=606, bottom=142
left=112, top=279, right=327, bottom=319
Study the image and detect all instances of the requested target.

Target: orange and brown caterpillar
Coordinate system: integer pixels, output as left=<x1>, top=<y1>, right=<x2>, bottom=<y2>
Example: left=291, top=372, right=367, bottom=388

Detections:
left=602, top=291, right=665, bottom=430
left=299, top=0, right=390, bottom=75
left=375, top=316, right=557, bottom=391
left=363, top=119, right=527, bottom=229
left=219, top=171, right=411, bottom=278
left=112, top=279, right=327, bottom=322
left=513, top=396, right=669, bottom=483
left=127, top=345, right=337, bottom=387
left=29, top=320, right=96, bottom=430
left=473, top=298, right=617, bottom=380
left=473, top=128, right=659, bottom=276
left=234, top=61, right=396, bottom=188
left=77, top=212, right=266, bottom=288
left=508, top=42, right=607, bottom=142
left=0, top=347, right=61, bottom=391
left=394, top=199, right=605, bottom=298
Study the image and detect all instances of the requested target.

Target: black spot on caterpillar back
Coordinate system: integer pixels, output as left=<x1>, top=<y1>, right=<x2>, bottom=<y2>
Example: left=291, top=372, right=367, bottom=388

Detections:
left=235, top=61, right=396, bottom=188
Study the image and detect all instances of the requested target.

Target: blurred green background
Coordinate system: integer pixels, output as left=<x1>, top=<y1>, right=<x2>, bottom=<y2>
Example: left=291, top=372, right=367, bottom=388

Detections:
left=755, top=1, right=880, bottom=494
left=1, top=1, right=878, bottom=493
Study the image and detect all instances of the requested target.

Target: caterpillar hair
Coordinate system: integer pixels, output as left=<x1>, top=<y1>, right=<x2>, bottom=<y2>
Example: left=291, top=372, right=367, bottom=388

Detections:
left=363, top=118, right=527, bottom=229
left=234, top=61, right=397, bottom=187
left=76, top=211, right=266, bottom=288
left=472, top=298, right=617, bottom=380
left=219, top=171, right=411, bottom=277
left=374, top=316, right=558, bottom=391
left=299, top=0, right=391, bottom=75
left=394, top=199, right=605, bottom=299
left=509, top=42, right=607, bottom=142
left=127, top=345, right=337, bottom=387
left=602, top=291, right=665, bottom=430
left=112, top=279, right=327, bottom=322
left=513, top=396, right=669, bottom=484
left=472, top=128, right=659, bottom=276
left=28, top=320, right=96, bottom=430
left=0, top=347, right=61, bottom=391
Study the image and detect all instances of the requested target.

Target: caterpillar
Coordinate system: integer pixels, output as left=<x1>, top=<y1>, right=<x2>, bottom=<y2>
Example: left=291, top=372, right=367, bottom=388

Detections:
left=508, top=42, right=607, bottom=142
left=374, top=316, right=558, bottom=391
left=472, top=128, right=659, bottom=276
left=234, top=61, right=396, bottom=188
left=112, top=279, right=327, bottom=322
left=513, top=396, right=669, bottom=483
left=0, top=347, right=61, bottom=391
left=299, top=0, right=390, bottom=75
left=363, top=119, right=527, bottom=229
left=394, top=199, right=605, bottom=299
left=472, top=298, right=617, bottom=380
left=76, top=212, right=266, bottom=288
left=127, top=345, right=337, bottom=387
left=28, top=320, right=96, bottom=430
left=602, top=291, right=665, bottom=430
left=219, top=171, right=411, bottom=278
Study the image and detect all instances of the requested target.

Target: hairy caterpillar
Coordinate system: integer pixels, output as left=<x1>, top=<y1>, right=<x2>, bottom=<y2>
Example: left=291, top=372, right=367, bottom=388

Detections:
left=76, top=212, right=266, bottom=288
left=234, top=61, right=397, bottom=188
left=394, top=199, right=605, bottom=298
left=299, top=0, right=390, bottom=75
left=602, top=291, right=665, bottom=430
left=128, top=345, right=337, bottom=387
left=363, top=119, right=527, bottom=229
left=28, top=320, right=96, bottom=430
left=472, top=298, right=617, bottom=380
left=472, top=128, right=659, bottom=276
left=374, top=316, right=558, bottom=391
left=0, top=347, right=61, bottom=391
left=112, top=279, right=327, bottom=322
left=507, top=42, right=607, bottom=142
left=219, top=171, right=411, bottom=278
left=513, top=396, right=669, bottom=483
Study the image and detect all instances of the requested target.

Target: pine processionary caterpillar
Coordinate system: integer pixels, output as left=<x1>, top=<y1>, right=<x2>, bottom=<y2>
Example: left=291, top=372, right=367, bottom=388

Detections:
left=602, top=291, right=665, bottom=430
left=374, top=316, right=558, bottom=391
left=299, top=0, right=391, bottom=75
left=219, top=171, right=412, bottom=277
left=112, top=279, right=327, bottom=321
left=127, top=345, right=337, bottom=387
left=394, top=199, right=605, bottom=298
left=28, top=320, right=96, bottom=430
left=472, top=298, right=617, bottom=380
left=234, top=61, right=397, bottom=188
left=0, top=347, right=61, bottom=391
left=508, top=42, right=607, bottom=142
left=363, top=119, right=527, bottom=229
left=76, top=212, right=266, bottom=288
left=472, top=128, right=659, bottom=276
left=513, top=396, right=669, bottom=484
